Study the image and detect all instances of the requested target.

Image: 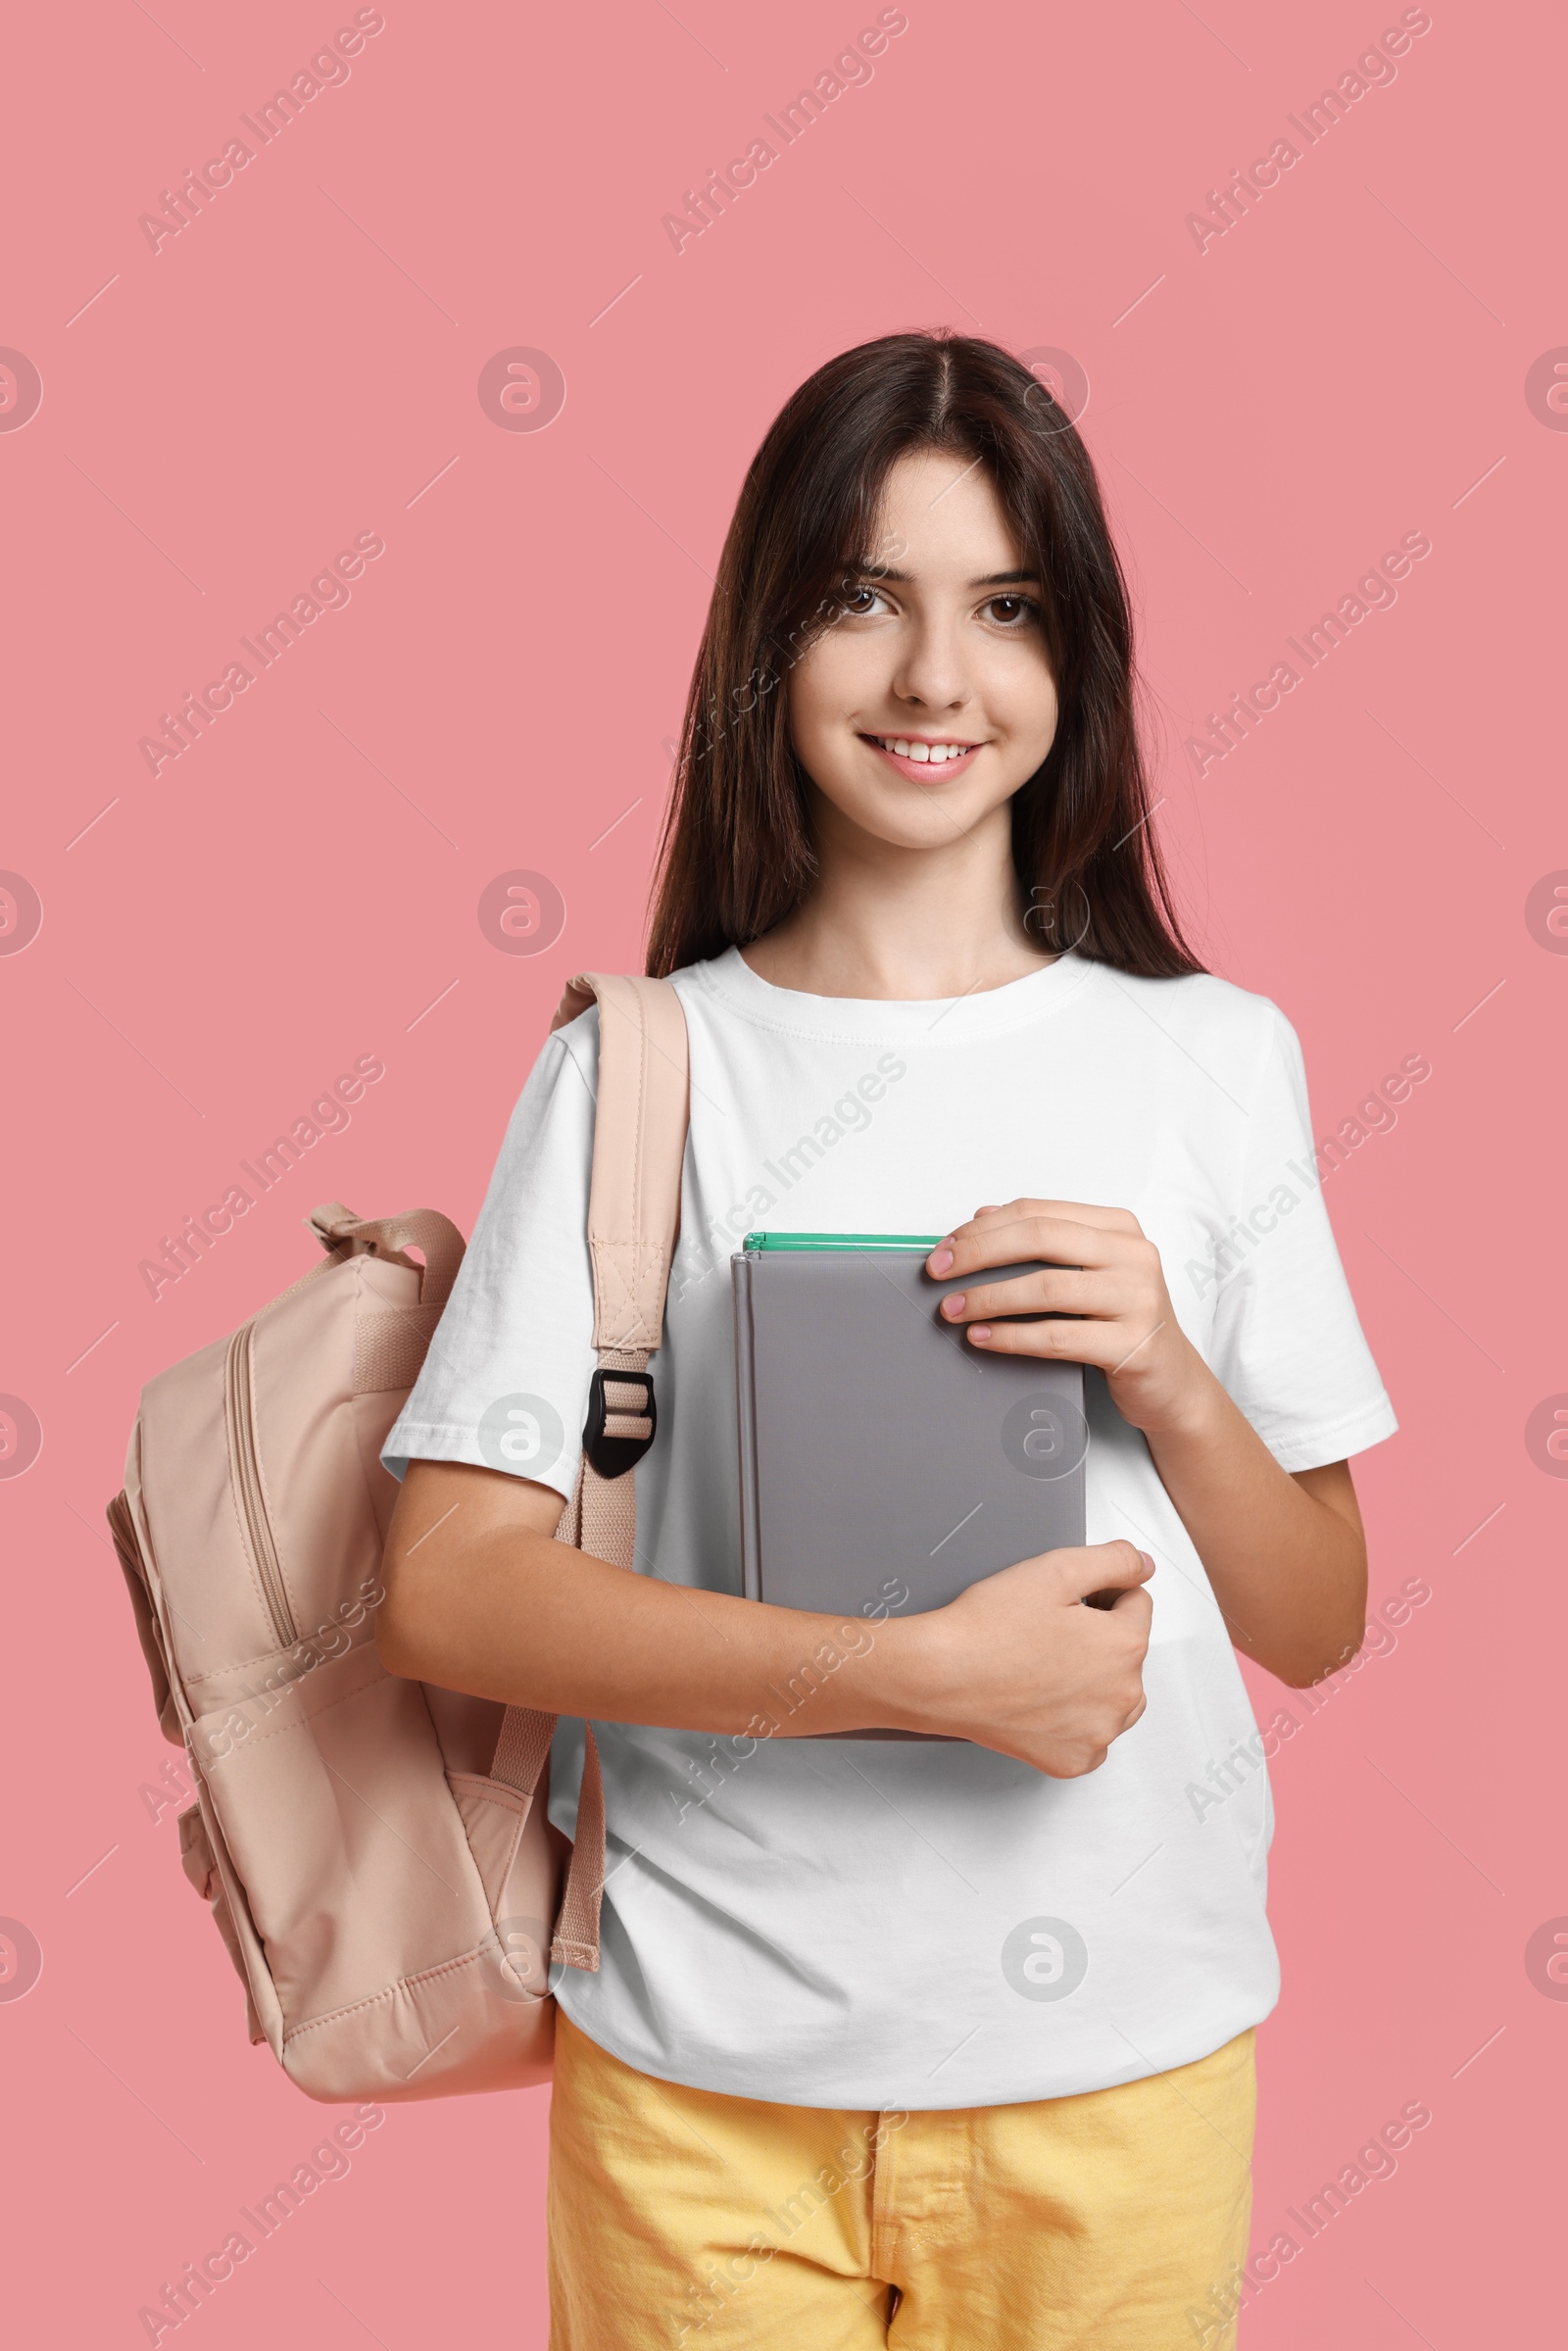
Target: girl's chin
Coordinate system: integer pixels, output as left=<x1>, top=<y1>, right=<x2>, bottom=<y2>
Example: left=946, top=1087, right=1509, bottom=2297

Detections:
left=842, top=799, right=997, bottom=854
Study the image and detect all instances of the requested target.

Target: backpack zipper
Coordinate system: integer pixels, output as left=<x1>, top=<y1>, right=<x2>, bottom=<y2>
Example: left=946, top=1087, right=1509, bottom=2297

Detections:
left=224, top=1322, right=296, bottom=1648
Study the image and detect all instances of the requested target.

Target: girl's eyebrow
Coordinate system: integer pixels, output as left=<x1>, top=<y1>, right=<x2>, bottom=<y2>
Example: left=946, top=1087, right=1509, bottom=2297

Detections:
left=854, top=564, right=1042, bottom=587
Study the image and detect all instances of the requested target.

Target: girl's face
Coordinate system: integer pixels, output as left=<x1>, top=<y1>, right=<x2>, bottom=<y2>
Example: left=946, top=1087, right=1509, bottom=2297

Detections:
left=786, top=448, right=1059, bottom=853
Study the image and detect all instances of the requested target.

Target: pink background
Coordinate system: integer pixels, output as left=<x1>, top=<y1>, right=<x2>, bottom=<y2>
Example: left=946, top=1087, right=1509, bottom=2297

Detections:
left=2, top=0, right=1563, bottom=2341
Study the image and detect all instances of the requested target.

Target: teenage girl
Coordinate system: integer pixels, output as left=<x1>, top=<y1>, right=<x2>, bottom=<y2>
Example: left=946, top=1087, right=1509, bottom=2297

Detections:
left=378, top=332, right=1395, bottom=2350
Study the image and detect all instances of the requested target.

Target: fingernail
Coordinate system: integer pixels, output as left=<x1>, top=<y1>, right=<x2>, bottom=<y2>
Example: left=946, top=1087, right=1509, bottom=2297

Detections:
left=1138, top=1551, right=1154, bottom=1572
left=941, top=1292, right=965, bottom=1317
left=968, top=1324, right=992, bottom=1345
left=929, top=1248, right=954, bottom=1273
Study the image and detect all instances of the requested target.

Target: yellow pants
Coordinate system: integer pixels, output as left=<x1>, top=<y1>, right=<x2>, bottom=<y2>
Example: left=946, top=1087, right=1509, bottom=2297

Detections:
left=547, top=2012, right=1255, bottom=2349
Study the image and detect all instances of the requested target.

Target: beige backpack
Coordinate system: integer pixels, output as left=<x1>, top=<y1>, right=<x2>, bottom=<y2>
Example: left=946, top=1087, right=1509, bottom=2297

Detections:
left=107, top=973, right=689, bottom=2102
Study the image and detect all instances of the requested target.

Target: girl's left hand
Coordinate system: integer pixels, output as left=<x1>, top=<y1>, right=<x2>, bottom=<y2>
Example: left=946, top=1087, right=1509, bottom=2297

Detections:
left=927, top=1201, right=1213, bottom=1442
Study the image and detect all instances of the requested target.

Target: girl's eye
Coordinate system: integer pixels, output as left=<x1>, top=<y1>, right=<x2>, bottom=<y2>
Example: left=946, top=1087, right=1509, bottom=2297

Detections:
left=983, top=595, right=1039, bottom=627
left=843, top=584, right=890, bottom=617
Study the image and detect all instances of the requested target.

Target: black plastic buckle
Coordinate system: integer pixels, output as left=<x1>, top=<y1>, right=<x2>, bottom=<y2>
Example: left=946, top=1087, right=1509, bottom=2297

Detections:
left=583, top=1367, right=657, bottom=1479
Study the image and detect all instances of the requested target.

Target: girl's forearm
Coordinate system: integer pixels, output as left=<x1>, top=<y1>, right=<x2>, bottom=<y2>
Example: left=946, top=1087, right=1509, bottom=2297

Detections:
left=377, top=1462, right=1157, bottom=1774
left=1142, top=1366, right=1367, bottom=1686
left=385, top=1518, right=898, bottom=1737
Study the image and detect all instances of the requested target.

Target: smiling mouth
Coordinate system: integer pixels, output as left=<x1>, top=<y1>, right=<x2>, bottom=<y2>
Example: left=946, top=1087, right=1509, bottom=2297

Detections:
left=861, top=733, right=983, bottom=768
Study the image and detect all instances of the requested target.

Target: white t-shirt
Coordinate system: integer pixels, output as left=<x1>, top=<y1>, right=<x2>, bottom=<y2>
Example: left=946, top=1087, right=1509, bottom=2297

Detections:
left=384, top=947, right=1396, bottom=2109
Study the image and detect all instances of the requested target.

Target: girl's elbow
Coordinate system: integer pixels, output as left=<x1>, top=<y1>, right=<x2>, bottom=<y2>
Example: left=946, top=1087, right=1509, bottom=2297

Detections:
left=1276, top=1610, right=1368, bottom=1690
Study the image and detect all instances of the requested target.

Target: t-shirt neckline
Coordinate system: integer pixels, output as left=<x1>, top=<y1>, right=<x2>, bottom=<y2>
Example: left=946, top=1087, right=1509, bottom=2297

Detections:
left=690, top=943, right=1097, bottom=1043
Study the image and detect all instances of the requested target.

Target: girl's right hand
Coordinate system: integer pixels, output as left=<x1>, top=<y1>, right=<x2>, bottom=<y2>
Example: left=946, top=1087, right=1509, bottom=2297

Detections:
left=880, top=1542, right=1154, bottom=1776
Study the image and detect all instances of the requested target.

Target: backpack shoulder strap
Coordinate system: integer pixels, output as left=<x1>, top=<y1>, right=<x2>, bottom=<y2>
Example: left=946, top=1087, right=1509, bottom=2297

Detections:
left=489, top=972, right=690, bottom=1974
left=556, top=970, right=691, bottom=1355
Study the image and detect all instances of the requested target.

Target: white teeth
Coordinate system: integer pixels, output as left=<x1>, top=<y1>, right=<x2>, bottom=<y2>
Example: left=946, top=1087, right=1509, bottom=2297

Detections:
left=878, top=737, right=972, bottom=762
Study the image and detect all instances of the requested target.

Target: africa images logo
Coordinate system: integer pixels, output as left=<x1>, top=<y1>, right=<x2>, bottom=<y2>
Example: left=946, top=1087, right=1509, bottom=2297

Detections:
left=478, top=1394, right=565, bottom=1479
left=0, top=349, right=43, bottom=431
left=1001, top=1916, right=1089, bottom=2002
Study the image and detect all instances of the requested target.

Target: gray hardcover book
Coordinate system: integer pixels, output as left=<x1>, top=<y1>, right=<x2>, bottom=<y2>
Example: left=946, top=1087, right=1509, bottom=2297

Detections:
left=731, top=1235, right=1088, bottom=1739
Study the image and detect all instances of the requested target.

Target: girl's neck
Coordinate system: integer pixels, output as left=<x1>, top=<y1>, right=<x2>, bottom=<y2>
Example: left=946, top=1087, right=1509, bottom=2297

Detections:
left=740, top=811, right=1055, bottom=1004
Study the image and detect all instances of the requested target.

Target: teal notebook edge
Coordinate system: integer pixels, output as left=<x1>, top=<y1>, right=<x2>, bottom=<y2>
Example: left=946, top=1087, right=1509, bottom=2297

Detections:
left=742, top=1232, right=943, bottom=1251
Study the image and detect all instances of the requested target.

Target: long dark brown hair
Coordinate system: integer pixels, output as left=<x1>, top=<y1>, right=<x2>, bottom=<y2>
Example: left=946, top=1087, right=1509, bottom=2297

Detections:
left=646, top=330, right=1201, bottom=980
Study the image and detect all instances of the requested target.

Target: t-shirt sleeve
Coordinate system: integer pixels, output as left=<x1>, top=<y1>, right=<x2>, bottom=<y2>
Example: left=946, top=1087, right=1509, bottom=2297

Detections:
left=1204, top=1008, right=1397, bottom=1472
left=380, top=1016, right=598, bottom=1501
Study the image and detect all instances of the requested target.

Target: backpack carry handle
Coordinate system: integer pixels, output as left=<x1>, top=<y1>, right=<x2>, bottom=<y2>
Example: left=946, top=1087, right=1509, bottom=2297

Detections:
left=307, top=1203, right=466, bottom=1307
